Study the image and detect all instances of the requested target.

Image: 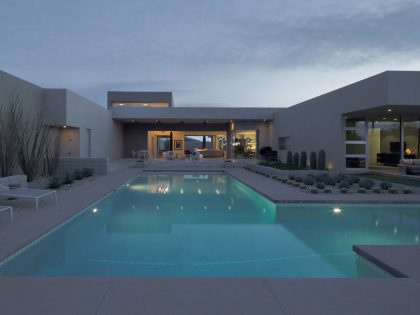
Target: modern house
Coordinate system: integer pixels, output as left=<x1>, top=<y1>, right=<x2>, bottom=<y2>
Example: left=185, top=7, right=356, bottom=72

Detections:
left=1, top=69, right=420, bottom=172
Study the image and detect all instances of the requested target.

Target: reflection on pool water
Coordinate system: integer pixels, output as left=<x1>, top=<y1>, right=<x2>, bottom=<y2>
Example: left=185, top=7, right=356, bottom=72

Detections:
left=1, top=172, right=419, bottom=277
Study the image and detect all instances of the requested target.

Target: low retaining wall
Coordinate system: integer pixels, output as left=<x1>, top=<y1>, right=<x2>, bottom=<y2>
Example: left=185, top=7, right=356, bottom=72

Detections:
left=56, top=158, right=110, bottom=175
left=0, top=175, right=28, bottom=188
left=245, top=163, right=338, bottom=177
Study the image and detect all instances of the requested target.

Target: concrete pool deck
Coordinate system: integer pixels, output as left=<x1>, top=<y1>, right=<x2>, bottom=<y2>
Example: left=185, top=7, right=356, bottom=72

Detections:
left=1, top=167, right=420, bottom=314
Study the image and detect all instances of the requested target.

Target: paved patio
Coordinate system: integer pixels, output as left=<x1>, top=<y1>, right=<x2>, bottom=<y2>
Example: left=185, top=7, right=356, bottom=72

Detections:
left=1, top=167, right=420, bottom=314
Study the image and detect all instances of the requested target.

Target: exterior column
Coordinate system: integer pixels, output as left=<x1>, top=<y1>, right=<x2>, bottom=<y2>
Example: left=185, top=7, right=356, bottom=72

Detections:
left=227, top=121, right=235, bottom=159
left=400, top=115, right=404, bottom=160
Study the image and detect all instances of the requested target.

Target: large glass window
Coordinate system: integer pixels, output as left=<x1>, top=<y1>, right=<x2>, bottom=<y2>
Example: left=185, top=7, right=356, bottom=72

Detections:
left=368, top=116, right=401, bottom=166
left=234, top=130, right=257, bottom=159
left=345, top=118, right=367, bottom=169
left=403, top=116, right=420, bottom=159
left=184, top=135, right=213, bottom=152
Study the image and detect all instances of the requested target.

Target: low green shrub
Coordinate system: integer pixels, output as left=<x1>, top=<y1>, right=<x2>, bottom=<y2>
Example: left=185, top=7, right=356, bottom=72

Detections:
left=310, top=188, right=318, bottom=194
left=380, top=182, right=392, bottom=190
left=48, top=176, right=62, bottom=189
left=300, top=184, right=308, bottom=189
left=388, top=188, right=399, bottom=194
left=403, top=188, right=412, bottom=194
left=359, top=179, right=374, bottom=190
left=340, top=188, right=348, bottom=194
left=286, top=180, right=294, bottom=185
left=324, top=188, right=332, bottom=193
left=316, top=183, right=325, bottom=189
left=82, top=168, right=93, bottom=177
left=339, top=180, right=350, bottom=189
left=271, top=175, right=278, bottom=179
left=357, top=188, right=367, bottom=193
left=348, top=176, right=360, bottom=184
left=281, top=178, right=288, bottom=183
left=288, top=174, right=295, bottom=180
left=303, top=176, right=315, bottom=186
left=295, top=176, right=303, bottom=183
left=74, top=169, right=83, bottom=180
left=372, top=188, right=381, bottom=193
left=62, top=172, right=74, bottom=185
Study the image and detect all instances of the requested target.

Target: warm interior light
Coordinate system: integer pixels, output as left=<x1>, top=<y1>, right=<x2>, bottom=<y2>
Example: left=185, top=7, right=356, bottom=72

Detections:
left=63, top=125, right=67, bottom=128
left=333, top=207, right=342, bottom=214
left=405, top=148, right=413, bottom=155
left=387, top=109, right=392, bottom=112
left=119, top=103, right=124, bottom=106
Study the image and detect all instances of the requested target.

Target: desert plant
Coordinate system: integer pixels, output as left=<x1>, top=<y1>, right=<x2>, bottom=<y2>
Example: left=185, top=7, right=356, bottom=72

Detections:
left=300, top=184, right=307, bottom=189
left=388, top=188, right=399, bottom=194
left=324, top=175, right=336, bottom=186
left=17, top=108, right=54, bottom=182
left=315, top=174, right=324, bottom=183
left=45, top=127, right=61, bottom=176
left=62, top=172, right=74, bottom=184
left=380, top=182, right=392, bottom=190
left=403, top=189, right=412, bottom=194
left=0, top=95, right=22, bottom=177
left=310, top=188, right=318, bottom=194
left=335, top=173, right=346, bottom=183
left=288, top=174, right=295, bottom=180
left=295, top=176, right=303, bottom=182
left=281, top=178, right=288, bottom=183
left=359, top=179, right=374, bottom=190
left=74, top=169, right=83, bottom=180
left=309, top=152, right=317, bottom=170
left=47, top=176, right=62, bottom=189
left=300, top=151, right=307, bottom=168
left=293, top=182, right=300, bottom=187
left=372, top=188, right=381, bottom=193
left=271, top=175, right=278, bottom=179
left=339, top=180, right=350, bottom=189
left=348, top=176, right=360, bottom=184
left=292, top=152, right=299, bottom=166
left=303, top=176, right=315, bottom=186
left=286, top=180, right=294, bottom=185
left=340, top=188, right=348, bottom=194
left=317, top=150, right=326, bottom=170
left=324, top=188, right=332, bottom=193
left=357, top=188, right=367, bottom=193
left=286, top=151, right=293, bottom=165
left=316, top=183, right=325, bottom=189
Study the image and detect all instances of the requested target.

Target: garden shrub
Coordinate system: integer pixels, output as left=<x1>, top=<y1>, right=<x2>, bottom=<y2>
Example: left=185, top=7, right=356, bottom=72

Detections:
left=372, top=188, right=381, bottom=193
left=281, top=178, right=288, bottom=183
left=286, top=180, right=294, bottom=185
left=309, top=152, right=317, bottom=170
left=303, top=176, right=315, bottom=186
left=357, top=188, right=367, bottom=193
left=339, top=180, right=350, bottom=189
left=403, top=188, right=412, bottom=194
left=324, top=188, right=332, bottom=193
left=74, top=169, right=83, bottom=180
left=316, top=183, right=325, bottom=189
left=315, top=174, right=324, bottom=183
left=388, top=188, right=399, bottom=194
left=300, top=151, right=307, bottom=168
left=380, top=182, right=392, bottom=190
left=62, top=172, right=74, bottom=185
left=359, top=179, right=374, bottom=190
left=340, top=188, right=348, bottom=194
left=317, top=150, right=326, bottom=170
left=287, top=151, right=293, bottom=165
left=295, top=176, right=303, bottom=182
left=48, top=176, right=62, bottom=189
left=293, top=152, right=299, bottom=166
left=310, top=188, right=318, bottom=194
left=288, top=174, right=295, bottom=180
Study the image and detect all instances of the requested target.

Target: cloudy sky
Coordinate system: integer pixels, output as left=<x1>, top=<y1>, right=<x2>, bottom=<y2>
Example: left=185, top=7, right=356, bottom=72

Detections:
left=1, top=0, right=420, bottom=107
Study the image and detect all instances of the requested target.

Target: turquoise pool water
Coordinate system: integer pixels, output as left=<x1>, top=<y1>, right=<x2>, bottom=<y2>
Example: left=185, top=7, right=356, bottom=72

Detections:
left=1, top=172, right=419, bottom=277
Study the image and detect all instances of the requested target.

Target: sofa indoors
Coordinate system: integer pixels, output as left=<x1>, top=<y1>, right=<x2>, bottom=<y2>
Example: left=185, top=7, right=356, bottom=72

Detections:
left=398, top=159, right=420, bottom=175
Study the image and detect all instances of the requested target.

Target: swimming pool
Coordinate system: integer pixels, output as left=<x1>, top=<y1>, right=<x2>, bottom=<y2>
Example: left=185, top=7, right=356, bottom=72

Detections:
left=1, top=172, right=418, bottom=277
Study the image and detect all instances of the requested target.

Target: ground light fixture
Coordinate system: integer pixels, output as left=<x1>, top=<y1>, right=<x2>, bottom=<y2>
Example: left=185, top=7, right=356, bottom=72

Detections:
left=333, top=207, right=342, bottom=214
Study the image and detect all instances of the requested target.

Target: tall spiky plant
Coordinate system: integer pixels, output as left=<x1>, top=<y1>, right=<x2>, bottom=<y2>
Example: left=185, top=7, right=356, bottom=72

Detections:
left=17, top=111, right=52, bottom=182
left=0, top=95, right=23, bottom=177
left=45, top=127, right=61, bottom=176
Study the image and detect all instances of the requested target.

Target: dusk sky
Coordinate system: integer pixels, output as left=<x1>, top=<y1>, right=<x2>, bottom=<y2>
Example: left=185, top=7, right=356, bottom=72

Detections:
left=1, top=0, right=420, bottom=107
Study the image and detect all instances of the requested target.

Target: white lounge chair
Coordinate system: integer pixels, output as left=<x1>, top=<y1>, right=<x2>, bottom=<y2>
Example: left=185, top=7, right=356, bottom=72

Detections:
left=0, top=184, right=57, bottom=210
left=0, top=205, right=13, bottom=222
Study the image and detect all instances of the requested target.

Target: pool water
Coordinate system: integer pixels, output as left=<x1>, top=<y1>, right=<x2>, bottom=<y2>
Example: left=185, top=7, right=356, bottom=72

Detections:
left=1, top=172, right=419, bottom=277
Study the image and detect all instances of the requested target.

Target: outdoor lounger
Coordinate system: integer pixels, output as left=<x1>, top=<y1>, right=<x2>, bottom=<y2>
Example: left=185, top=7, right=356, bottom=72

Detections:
left=0, top=205, right=13, bottom=222
left=0, top=184, right=57, bottom=210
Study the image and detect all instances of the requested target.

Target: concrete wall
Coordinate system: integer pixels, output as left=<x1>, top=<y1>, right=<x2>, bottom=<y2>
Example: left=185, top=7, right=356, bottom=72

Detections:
left=273, top=72, right=397, bottom=170
left=0, top=70, right=44, bottom=120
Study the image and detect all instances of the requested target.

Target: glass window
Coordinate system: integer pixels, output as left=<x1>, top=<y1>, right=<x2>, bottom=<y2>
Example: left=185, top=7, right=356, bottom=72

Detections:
left=346, top=130, right=365, bottom=141
left=345, top=118, right=365, bottom=129
left=403, top=116, right=420, bottom=159
left=346, top=157, right=366, bottom=168
left=184, top=135, right=213, bottom=151
left=346, top=143, right=366, bottom=155
left=278, top=137, right=288, bottom=150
